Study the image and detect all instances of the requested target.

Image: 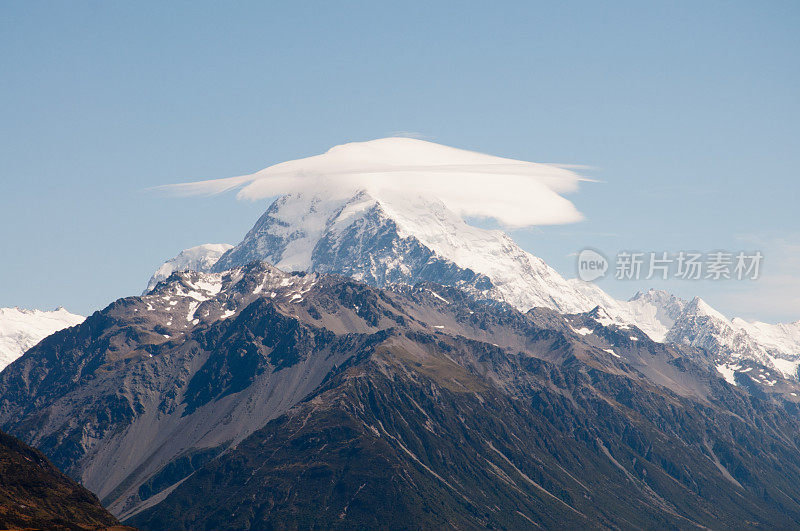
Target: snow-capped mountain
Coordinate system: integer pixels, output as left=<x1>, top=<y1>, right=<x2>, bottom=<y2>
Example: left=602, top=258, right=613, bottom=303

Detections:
left=630, top=290, right=800, bottom=380
left=667, top=297, right=763, bottom=360
left=212, top=190, right=650, bottom=324
left=732, top=318, right=800, bottom=358
left=0, top=307, right=85, bottom=371
left=169, top=138, right=687, bottom=340
left=144, top=243, right=232, bottom=294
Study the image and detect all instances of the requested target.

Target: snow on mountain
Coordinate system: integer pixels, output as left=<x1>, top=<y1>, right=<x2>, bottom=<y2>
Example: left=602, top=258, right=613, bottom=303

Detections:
left=658, top=297, right=800, bottom=380
left=144, top=243, right=233, bottom=294
left=625, top=289, right=687, bottom=341
left=0, top=307, right=85, bottom=371
left=170, top=138, right=650, bottom=334
left=731, top=318, right=800, bottom=359
left=617, top=289, right=800, bottom=380
left=212, top=190, right=650, bottom=326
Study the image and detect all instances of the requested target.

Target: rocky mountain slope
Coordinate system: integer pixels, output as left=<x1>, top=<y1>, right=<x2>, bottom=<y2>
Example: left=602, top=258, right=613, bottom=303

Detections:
left=0, top=306, right=85, bottom=371
left=3, top=262, right=800, bottom=527
left=0, top=428, right=126, bottom=530
left=130, top=331, right=800, bottom=529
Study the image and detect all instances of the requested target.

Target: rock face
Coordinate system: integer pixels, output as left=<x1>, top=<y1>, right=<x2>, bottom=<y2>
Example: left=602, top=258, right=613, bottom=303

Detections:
left=0, top=428, right=124, bottom=530
left=3, top=262, right=800, bottom=528
left=144, top=243, right=233, bottom=294
left=0, top=306, right=84, bottom=371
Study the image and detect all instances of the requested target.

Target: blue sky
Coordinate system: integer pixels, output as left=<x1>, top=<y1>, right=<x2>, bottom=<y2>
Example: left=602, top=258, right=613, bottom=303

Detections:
left=1, top=1, right=798, bottom=322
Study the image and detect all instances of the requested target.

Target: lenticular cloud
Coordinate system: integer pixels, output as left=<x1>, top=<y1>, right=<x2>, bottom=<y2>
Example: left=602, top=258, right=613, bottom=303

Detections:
left=164, top=137, right=588, bottom=228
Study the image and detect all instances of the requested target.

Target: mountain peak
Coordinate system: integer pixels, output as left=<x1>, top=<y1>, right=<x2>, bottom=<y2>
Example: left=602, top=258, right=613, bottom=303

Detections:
left=685, top=296, right=729, bottom=322
left=630, top=288, right=676, bottom=304
left=145, top=243, right=233, bottom=294
left=211, top=190, right=620, bottom=318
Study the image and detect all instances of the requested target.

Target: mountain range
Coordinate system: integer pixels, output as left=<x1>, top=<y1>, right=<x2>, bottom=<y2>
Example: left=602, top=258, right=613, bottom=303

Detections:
left=4, top=260, right=800, bottom=528
left=2, top=138, right=799, bottom=528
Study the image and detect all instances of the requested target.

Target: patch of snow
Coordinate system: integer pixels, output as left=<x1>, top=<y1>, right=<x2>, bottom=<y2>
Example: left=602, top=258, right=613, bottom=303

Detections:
left=428, top=290, right=450, bottom=304
left=186, top=301, right=200, bottom=322
left=716, top=364, right=739, bottom=386
left=624, top=289, right=686, bottom=342
left=590, top=307, right=618, bottom=327
left=770, top=357, right=800, bottom=379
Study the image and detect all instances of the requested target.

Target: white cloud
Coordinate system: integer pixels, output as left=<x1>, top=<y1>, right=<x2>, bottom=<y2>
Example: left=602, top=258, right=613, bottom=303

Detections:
left=161, top=137, right=589, bottom=228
